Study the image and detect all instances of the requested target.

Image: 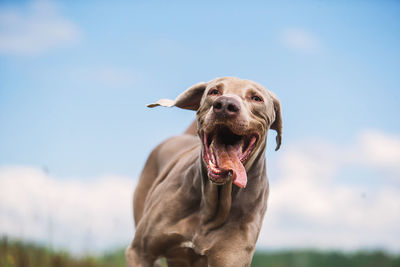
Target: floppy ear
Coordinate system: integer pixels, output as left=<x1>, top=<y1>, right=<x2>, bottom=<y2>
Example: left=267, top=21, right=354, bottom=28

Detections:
left=270, top=93, right=283, bottom=151
left=147, top=82, right=208, bottom=111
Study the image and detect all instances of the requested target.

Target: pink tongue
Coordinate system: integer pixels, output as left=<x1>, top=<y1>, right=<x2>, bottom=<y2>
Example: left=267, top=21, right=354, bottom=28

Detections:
left=214, top=144, right=247, bottom=188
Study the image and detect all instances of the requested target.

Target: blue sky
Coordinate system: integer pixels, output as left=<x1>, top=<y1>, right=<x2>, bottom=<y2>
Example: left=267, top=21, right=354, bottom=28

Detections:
left=0, top=0, right=399, bottom=253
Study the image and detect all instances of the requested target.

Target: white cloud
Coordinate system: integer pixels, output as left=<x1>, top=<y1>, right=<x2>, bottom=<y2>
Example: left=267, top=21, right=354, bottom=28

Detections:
left=0, top=129, right=399, bottom=254
left=280, top=28, right=321, bottom=53
left=352, top=130, right=400, bottom=174
left=259, top=129, right=400, bottom=252
left=0, top=166, right=136, bottom=254
left=0, top=1, right=80, bottom=55
left=72, top=66, right=139, bottom=88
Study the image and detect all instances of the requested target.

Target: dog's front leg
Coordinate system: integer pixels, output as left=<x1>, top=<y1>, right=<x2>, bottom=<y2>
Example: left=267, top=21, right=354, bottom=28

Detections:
left=125, top=245, right=155, bottom=267
left=207, top=250, right=253, bottom=267
left=205, top=236, right=255, bottom=267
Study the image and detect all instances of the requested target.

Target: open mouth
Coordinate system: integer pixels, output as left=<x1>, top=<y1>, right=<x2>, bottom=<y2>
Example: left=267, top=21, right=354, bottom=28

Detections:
left=202, top=125, right=258, bottom=188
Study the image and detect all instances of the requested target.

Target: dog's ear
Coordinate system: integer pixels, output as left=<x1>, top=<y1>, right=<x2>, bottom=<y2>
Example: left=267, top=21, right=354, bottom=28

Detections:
left=270, top=92, right=283, bottom=151
left=147, top=82, right=208, bottom=111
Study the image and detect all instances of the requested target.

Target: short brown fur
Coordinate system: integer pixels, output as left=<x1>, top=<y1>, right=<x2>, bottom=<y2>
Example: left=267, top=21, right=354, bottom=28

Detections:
left=126, top=77, right=282, bottom=267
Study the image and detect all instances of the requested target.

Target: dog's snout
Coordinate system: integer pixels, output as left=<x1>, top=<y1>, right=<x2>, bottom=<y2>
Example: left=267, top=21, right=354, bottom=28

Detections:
left=213, top=96, right=241, bottom=117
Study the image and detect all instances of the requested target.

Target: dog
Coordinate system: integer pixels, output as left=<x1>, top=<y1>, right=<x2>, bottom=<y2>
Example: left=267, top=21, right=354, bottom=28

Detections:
left=126, top=77, right=282, bottom=266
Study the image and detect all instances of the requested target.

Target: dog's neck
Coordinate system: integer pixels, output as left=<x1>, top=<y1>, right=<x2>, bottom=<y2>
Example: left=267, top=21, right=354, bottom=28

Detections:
left=197, top=146, right=268, bottom=232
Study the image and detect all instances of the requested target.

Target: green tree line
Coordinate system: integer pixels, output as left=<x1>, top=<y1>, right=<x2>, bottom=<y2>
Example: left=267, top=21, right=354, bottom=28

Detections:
left=1, top=238, right=399, bottom=267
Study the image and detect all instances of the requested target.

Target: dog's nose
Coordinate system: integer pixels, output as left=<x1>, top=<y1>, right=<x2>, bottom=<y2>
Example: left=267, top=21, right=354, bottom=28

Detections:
left=213, top=96, right=241, bottom=117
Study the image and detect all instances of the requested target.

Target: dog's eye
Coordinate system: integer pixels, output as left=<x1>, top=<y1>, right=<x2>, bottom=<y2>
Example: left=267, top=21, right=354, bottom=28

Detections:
left=251, top=95, right=263, bottom=102
left=209, top=89, right=220, bottom=95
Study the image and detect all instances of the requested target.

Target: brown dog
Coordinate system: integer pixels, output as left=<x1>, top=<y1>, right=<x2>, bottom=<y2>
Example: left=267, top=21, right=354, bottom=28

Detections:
left=126, top=77, right=282, bottom=267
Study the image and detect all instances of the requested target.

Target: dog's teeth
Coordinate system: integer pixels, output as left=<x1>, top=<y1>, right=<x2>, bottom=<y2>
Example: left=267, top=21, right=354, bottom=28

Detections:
left=210, top=139, right=215, bottom=149
left=210, top=165, right=221, bottom=174
left=210, top=146, right=217, bottom=165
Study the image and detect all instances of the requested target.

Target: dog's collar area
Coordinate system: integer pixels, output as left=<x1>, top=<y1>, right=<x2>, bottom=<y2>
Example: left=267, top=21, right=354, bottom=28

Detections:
left=201, top=126, right=258, bottom=188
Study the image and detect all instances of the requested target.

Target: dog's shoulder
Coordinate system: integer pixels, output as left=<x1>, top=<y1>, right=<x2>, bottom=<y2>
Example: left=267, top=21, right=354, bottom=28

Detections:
left=154, top=134, right=200, bottom=172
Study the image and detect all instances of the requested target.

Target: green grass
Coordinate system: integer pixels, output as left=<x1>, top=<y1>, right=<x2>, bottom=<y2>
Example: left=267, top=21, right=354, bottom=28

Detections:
left=0, top=237, right=123, bottom=267
left=1, top=237, right=399, bottom=267
left=251, top=250, right=400, bottom=267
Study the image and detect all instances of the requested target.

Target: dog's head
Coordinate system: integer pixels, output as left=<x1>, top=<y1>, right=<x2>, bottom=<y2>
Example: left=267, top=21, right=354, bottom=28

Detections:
left=148, top=77, right=282, bottom=188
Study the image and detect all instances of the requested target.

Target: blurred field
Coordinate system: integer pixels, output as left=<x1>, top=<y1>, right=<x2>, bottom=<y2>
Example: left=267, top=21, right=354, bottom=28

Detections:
left=251, top=250, right=400, bottom=267
left=0, top=237, right=124, bottom=267
left=1, top=237, right=399, bottom=267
